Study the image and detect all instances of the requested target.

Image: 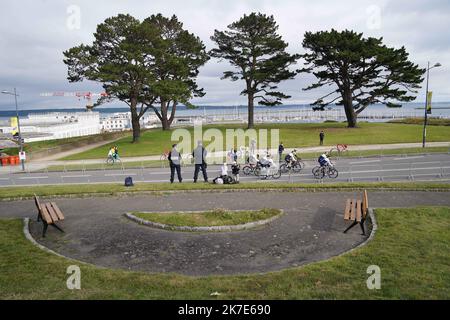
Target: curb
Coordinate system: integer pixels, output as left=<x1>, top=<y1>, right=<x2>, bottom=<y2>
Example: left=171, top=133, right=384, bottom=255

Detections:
left=2, top=187, right=450, bottom=202
left=124, top=210, right=284, bottom=232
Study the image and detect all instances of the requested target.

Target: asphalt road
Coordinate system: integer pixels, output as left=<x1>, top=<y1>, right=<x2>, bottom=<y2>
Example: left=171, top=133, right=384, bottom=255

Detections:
left=1, top=153, right=449, bottom=187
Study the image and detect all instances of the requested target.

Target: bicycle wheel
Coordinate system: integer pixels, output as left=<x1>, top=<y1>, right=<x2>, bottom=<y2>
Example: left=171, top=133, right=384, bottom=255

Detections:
left=106, top=157, right=114, bottom=165
left=279, top=163, right=288, bottom=174
left=312, top=166, right=324, bottom=179
left=272, top=169, right=281, bottom=180
left=254, top=167, right=261, bottom=176
left=292, top=162, right=303, bottom=173
left=327, top=167, right=339, bottom=179
left=243, top=165, right=253, bottom=175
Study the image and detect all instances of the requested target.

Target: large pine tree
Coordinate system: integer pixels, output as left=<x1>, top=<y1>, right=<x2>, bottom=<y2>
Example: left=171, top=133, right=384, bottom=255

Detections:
left=299, top=29, right=425, bottom=127
left=210, top=13, right=299, bottom=129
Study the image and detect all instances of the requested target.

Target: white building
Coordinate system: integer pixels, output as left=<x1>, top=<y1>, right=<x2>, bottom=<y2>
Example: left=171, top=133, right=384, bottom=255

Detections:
left=2, top=112, right=101, bottom=143
left=100, top=112, right=159, bottom=132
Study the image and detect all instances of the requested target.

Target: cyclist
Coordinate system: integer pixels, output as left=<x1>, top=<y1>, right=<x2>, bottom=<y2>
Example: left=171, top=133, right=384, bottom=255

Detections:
left=285, top=149, right=298, bottom=168
left=318, top=152, right=332, bottom=168
left=108, top=147, right=115, bottom=160
left=113, top=145, right=119, bottom=160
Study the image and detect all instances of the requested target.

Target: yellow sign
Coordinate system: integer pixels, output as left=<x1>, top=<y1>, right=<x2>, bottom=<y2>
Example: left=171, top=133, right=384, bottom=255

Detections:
left=10, top=117, right=18, bottom=135
left=427, top=91, right=433, bottom=114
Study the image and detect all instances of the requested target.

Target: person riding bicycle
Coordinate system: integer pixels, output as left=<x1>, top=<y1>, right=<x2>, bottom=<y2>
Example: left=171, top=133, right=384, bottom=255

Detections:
left=285, top=149, right=298, bottom=168
left=318, top=152, right=332, bottom=167
left=113, top=146, right=119, bottom=160
left=108, top=147, right=115, bottom=160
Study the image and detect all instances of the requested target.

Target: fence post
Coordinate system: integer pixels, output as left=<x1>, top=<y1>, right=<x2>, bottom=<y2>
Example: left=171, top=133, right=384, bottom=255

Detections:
left=348, top=164, right=354, bottom=183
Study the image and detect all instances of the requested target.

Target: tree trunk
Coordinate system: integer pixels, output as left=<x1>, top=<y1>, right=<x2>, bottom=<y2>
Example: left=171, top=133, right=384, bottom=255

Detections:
left=247, top=93, right=254, bottom=129
left=130, top=99, right=141, bottom=142
left=160, top=100, right=171, bottom=130
left=343, top=90, right=357, bottom=128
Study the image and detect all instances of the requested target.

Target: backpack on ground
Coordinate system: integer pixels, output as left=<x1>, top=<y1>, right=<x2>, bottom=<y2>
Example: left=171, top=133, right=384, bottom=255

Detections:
left=124, top=176, right=134, bottom=187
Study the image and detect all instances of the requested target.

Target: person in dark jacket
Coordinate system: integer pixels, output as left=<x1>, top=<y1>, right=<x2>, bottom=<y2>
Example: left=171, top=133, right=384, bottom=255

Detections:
left=192, top=141, right=208, bottom=183
left=319, top=131, right=325, bottom=146
left=278, top=143, right=285, bottom=161
left=168, top=144, right=182, bottom=183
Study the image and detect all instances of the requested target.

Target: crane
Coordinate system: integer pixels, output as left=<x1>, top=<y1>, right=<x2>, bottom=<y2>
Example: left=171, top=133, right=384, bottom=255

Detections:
left=40, top=91, right=108, bottom=111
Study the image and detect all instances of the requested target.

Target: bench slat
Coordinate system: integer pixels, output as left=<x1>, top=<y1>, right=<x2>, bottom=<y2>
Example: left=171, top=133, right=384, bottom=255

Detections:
left=45, top=203, right=59, bottom=223
left=362, top=190, right=369, bottom=219
left=350, top=199, right=357, bottom=221
left=344, top=199, right=352, bottom=220
left=50, top=202, right=65, bottom=220
left=40, top=205, right=53, bottom=224
left=356, top=200, right=362, bottom=222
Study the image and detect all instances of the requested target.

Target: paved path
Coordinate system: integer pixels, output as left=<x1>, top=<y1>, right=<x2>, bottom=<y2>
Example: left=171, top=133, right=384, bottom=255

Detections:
left=1, top=153, right=449, bottom=187
left=1, top=191, right=449, bottom=276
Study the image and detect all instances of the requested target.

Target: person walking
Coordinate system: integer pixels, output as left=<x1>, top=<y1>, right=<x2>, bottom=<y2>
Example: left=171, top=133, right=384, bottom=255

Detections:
left=319, top=131, right=325, bottom=146
left=168, top=144, right=182, bottom=183
left=278, top=142, right=285, bottom=162
left=193, top=141, right=208, bottom=183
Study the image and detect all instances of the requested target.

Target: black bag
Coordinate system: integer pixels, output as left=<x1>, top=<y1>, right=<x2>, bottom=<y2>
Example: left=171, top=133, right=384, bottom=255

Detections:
left=124, top=176, right=134, bottom=187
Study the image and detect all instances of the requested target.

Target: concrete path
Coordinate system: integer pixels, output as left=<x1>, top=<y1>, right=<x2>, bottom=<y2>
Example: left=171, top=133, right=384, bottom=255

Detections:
left=1, top=190, right=449, bottom=276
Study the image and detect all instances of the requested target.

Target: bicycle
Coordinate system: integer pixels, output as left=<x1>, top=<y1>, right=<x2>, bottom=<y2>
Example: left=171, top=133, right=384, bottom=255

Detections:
left=279, top=159, right=305, bottom=174
left=312, top=164, right=338, bottom=179
left=242, top=162, right=260, bottom=175
left=255, top=164, right=281, bottom=180
left=329, top=144, right=348, bottom=158
left=106, top=154, right=122, bottom=165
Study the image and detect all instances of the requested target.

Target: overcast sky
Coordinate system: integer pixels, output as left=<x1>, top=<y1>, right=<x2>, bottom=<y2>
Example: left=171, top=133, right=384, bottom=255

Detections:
left=0, top=0, right=449, bottom=110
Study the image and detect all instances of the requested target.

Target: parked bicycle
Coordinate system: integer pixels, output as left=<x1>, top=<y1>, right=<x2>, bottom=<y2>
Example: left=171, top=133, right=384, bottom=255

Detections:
left=312, top=164, right=338, bottom=179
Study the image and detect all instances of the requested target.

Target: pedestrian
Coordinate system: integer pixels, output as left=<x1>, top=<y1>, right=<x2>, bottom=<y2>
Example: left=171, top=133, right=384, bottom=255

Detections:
left=278, top=142, right=285, bottom=161
left=193, top=141, right=208, bottom=183
left=250, top=138, right=257, bottom=156
left=231, top=161, right=240, bottom=183
left=168, top=144, right=182, bottom=183
left=319, top=131, right=325, bottom=146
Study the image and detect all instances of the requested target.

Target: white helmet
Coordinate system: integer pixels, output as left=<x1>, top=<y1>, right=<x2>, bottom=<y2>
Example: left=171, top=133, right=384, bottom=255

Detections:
left=216, top=178, right=224, bottom=185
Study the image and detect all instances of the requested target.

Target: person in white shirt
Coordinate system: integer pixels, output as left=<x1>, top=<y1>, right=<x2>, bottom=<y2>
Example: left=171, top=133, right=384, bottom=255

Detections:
left=319, top=153, right=332, bottom=167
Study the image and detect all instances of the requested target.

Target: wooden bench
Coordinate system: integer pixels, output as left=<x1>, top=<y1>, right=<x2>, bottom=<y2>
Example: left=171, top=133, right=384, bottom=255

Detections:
left=34, top=194, right=65, bottom=237
left=343, top=190, right=369, bottom=235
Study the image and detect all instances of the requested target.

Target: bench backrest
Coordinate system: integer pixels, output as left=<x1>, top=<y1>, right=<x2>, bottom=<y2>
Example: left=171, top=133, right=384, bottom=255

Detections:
left=362, top=190, right=369, bottom=218
left=34, top=194, right=42, bottom=212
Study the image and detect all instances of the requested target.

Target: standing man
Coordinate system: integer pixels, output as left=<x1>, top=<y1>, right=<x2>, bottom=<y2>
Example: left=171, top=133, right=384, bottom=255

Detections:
left=193, top=141, right=208, bottom=183
left=168, top=144, right=182, bottom=183
left=319, top=131, right=325, bottom=146
left=278, top=142, right=285, bottom=162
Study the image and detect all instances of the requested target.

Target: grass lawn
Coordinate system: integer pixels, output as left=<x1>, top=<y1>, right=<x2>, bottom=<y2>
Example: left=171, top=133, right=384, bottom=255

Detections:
left=0, top=206, right=448, bottom=299
left=1, top=182, right=450, bottom=200
left=62, top=122, right=450, bottom=160
left=134, top=208, right=281, bottom=227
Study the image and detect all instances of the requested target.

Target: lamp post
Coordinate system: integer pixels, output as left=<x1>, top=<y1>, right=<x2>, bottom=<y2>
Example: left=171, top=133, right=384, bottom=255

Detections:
left=422, top=62, right=442, bottom=148
left=1, top=88, right=25, bottom=171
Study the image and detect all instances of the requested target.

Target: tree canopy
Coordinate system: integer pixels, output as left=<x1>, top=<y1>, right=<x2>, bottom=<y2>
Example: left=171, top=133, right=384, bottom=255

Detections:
left=299, top=29, right=425, bottom=127
left=210, top=12, right=299, bottom=128
left=63, top=13, right=208, bottom=141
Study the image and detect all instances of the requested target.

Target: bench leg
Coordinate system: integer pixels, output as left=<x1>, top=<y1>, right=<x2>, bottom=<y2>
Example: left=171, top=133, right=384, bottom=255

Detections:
left=42, top=222, right=48, bottom=238
left=50, top=223, right=65, bottom=234
left=344, top=221, right=358, bottom=234
left=360, top=221, right=366, bottom=236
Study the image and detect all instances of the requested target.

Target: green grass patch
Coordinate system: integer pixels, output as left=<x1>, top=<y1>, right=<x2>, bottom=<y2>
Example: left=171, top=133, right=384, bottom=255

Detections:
left=134, top=208, right=281, bottom=227
left=389, top=117, right=450, bottom=126
left=62, top=122, right=450, bottom=160
left=1, top=206, right=449, bottom=299
left=1, top=182, right=450, bottom=200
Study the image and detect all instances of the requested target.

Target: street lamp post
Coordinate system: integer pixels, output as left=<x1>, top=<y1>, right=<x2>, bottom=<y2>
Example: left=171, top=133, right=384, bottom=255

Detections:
left=422, top=62, right=442, bottom=148
left=1, top=88, right=25, bottom=171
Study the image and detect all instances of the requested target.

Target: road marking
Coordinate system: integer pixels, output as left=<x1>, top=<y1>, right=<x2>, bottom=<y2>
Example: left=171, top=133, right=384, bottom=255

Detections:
left=394, top=156, right=424, bottom=161
left=18, top=176, right=49, bottom=180
left=349, top=160, right=381, bottom=165
left=0, top=178, right=10, bottom=180
left=61, top=175, right=92, bottom=178
left=104, top=173, right=138, bottom=177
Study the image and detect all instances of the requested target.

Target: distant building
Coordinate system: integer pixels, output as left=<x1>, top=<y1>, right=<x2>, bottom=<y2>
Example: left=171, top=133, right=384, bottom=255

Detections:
left=100, top=112, right=159, bottom=132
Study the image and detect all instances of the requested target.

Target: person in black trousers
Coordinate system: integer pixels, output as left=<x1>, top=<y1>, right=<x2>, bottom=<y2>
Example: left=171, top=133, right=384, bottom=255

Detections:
left=319, top=131, right=325, bottom=146
left=168, top=144, right=182, bottom=183
left=193, top=141, right=208, bottom=183
left=278, top=142, right=285, bottom=161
